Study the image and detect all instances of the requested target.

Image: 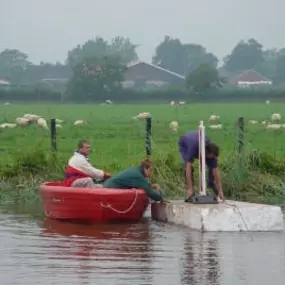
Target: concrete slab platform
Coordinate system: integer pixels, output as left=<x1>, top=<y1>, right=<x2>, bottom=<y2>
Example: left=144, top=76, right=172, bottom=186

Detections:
left=151, top=200, right=284, bottom=232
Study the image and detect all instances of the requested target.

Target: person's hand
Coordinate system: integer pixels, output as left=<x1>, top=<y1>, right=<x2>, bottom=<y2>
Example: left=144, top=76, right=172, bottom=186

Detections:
left=103, top=172, right=112, bottom=179
left=161, top=199, right=170, bottom=203
left=152, top=183, right=160, bottom=190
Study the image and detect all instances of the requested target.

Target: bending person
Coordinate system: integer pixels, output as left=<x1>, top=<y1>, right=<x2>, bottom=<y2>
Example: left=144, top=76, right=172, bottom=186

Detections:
left=63, top=140, right=111, bottom=188
left=103, top=159, right=164, bottom=202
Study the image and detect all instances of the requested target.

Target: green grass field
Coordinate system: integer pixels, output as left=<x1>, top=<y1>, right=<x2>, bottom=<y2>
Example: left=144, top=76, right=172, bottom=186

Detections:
left=1, top=102, right=285, bottom=204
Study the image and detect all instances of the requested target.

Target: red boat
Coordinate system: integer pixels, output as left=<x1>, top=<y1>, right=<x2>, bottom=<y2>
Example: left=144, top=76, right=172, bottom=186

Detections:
left=39, top=182, right=150, bottom=223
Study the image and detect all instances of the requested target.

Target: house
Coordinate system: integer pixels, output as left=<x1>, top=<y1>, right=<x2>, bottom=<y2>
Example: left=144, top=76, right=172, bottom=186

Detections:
left=123, top=61, right=185, bottom=89
left=230, top=69, right=272, bottom=87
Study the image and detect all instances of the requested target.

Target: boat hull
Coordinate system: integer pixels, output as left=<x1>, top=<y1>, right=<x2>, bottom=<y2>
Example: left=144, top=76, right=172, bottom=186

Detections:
left=39, top=182, right=150, bottom=223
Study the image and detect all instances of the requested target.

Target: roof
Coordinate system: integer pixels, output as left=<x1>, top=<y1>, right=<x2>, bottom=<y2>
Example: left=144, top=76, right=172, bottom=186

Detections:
left=234, top=69, right=272, bottom=83
left=0, top=79, right=10, bottom=85
left=127, top=60, right=185, bottom=79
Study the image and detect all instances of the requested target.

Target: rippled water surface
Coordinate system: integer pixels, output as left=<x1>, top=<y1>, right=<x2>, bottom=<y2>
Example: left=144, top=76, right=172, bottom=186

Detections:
left=0, top=208, right=285, bottom=285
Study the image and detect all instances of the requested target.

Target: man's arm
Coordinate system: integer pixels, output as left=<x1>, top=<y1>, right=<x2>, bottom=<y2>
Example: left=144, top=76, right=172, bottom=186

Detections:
left=137, top=178, right=163, bottom=201
left=75, top=159, right=105, bottom=180
left=212, top=167, right=224, bottom=200
left=185, top=162, right=193, bottom=196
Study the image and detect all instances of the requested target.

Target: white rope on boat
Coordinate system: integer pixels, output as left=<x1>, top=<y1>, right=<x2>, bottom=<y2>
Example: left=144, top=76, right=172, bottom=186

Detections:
left=100, top=189, right=139, bottom=214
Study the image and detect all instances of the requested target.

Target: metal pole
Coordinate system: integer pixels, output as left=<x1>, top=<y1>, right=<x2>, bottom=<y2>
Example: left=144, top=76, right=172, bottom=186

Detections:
left=199, top=120, right=206, bottom=196
left=50, top=119, right=57, bottom=152
left=145, top=117, right=152, bottom=157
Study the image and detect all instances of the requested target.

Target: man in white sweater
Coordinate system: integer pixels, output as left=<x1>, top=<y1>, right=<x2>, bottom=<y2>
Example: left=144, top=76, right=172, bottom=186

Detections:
left=63, top=140, right=111, bottom=188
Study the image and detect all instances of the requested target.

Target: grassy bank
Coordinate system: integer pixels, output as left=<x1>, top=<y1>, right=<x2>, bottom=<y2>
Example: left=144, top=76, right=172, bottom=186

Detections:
left=1, top=102, right=285, bottom=206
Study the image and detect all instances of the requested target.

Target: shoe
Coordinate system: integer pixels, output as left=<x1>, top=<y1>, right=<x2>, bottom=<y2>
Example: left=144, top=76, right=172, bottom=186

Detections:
left=184, top=195, right=194, bottom=203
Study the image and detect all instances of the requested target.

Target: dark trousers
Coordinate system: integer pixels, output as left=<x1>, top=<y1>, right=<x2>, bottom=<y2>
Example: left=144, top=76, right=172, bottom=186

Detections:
left=185, top=167, right=218, bottom=196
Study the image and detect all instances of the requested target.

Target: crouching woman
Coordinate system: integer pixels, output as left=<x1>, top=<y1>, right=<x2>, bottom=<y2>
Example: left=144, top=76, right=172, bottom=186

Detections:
left=103, top=159, right=165, bottom=202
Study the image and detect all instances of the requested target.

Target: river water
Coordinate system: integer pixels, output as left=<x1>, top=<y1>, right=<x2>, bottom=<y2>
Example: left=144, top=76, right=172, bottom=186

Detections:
left=0, top=207, right=284, bottom=285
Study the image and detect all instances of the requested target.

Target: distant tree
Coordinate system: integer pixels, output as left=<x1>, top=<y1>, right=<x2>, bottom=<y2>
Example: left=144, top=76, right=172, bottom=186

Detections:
left=66, top=56, right=126, bottom=100
left=152, top=36, right=218, bottom=76
left=186, top=64, right=225, bottom=94
left=273, top=49, right=285, bottom=84
left=0, top=49, right=31, bottom=84
left=223, top=38, right=265, bottom=72
left=66, top=36, right=138, bottom=67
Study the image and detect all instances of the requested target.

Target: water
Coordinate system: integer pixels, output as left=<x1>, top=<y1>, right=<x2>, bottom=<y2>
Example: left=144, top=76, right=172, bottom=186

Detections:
left=0, top=208, right=285, bottom=285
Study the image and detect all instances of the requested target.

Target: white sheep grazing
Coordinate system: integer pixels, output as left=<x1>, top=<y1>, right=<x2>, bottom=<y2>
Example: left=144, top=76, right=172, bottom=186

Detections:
left=36, top=117, right=49, bottom=129
left=4, top=102, right=10, bottom=106
left=56, top=124, right=62, bottom=128
left=0, top=123, right=17, bottom=128
left=15, top=117, right=31, bottom=127
left=179, top=101, right=185, bottom=105
left=55, top=119, right=63, bottom=124
left=209, top=114, right=220, bottom=122
left=23, top=113, right=41, bottom=122
left=105, top=99, right=112, bottom=104
left=266, top=123, right=282, bottom=129
left=271, top=113, right=281, bottom=122
left=169, top=121, right=179, bottom=131
left=261, top=120, right=268, bottom=125
left=248, top=120, right=259, bottom=124
left=209, top=124, right=222, bottom=129
left=132, top=112, right=151, bottom=120
left=266, top=100, right=270, bottom=105
left=74, top=120, right=87, bottom=125
left=170, top=100, right=175, bottom=106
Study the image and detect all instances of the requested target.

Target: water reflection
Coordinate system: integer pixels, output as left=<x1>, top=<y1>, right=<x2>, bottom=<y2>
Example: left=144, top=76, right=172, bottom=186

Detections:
left=39, top=218, right=154, bottom=284
left=181, top=233, right=221, bottom=285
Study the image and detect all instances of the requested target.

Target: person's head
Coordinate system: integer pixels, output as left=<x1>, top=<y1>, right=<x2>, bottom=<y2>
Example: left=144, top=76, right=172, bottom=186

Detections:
left=140, top=159, right=153, bottom=177
left=77, top=140, right=91, bottom=156
left=205, top=141, right=219, bottom=158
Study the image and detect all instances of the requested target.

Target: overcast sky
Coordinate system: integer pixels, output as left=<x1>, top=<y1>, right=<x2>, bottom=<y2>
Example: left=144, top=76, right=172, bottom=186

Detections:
left=1, top=0, right=284, bottom=65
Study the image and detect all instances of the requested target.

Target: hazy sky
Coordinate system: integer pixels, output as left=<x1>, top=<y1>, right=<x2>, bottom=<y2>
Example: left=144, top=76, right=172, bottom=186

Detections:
left=1, top=0, right=284, bottom=65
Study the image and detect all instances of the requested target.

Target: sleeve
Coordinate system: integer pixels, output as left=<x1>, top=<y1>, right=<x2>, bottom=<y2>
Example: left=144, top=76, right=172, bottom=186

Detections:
left=72, top=158, right=105, bottom=179
left=136, top=177, right=163, bottom=201
left=186, top=145, right=198, bottom=162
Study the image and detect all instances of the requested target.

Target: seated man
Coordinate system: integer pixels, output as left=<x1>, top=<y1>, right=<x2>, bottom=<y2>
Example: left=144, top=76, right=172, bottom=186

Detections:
left=103, top=159, right=164, bottom=202
left=178, top=130, right=224, bottom=202
left=63, top=140, right=111, bottom=188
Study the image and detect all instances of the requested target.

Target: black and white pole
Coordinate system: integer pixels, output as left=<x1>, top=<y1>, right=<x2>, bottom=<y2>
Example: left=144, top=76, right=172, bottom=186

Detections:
left=50, top=118, right=57, bottom=152
left=145, top=117, right=152, bottom=158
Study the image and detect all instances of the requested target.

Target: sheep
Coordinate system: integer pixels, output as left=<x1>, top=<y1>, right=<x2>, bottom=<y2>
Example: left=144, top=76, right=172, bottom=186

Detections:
left=209, top=114, right=220, bottom=123
left=248, top=120, right=259, bottom=124
left=56, top=124, right=62, bottom=128
left=266, top=123, right=283, bottom=130
left=169, top=121, right=179, bottom=131
left=23, top=113, right=41, bottom=122
left=4, top=102, right=10, bottom=106
left=105, top=99, right=112, bottom=104
left=208, top=124, right=222, bottom=129
left=36, top=117, right=49, bottom=129
left=0, top=123, right=17, bottom=128
left=170, top=100, right=175, bottom=106
left=179, top=101, right=185, bottom=105
left=74, top=120, right=87, bottom=125
left=261, top=120, right=268, bottom=125
left=55, top=119, right=63, bottom=124
left=132, top=112, right=151, bottom=120
left=15, top=117, right=31, bottom=127
left=266, top=100, right=270, bottom=105
left=271, top=113, right=281, bottom=122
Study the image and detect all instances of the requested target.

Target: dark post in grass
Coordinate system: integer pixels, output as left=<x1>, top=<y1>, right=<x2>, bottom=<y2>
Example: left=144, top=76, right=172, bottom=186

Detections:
left=237, top=117, right=244, bottom=153
left=145, top=117, right=152, bottom=157
left=50, top=119, right=57, bottom=152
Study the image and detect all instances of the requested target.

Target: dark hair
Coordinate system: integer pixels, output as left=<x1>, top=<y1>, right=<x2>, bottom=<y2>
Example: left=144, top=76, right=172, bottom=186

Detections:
left=205, top=141, right=219, bottom=156
left=140, top=159, right=153, bottom=169
left=77, top=140, right=90, bottom=149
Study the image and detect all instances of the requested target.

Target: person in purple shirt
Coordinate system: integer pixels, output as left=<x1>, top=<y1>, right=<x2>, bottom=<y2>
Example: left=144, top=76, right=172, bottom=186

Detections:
left=178, top=131, right=224, bottom=202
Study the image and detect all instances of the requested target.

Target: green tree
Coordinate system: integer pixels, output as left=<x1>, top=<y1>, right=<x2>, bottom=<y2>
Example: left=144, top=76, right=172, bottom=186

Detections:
left=66, top=56, right=126, bottom=100
left=0, top=49, right=31, bottom=84
left=273, top=48, right=285, bottom=84
left=66, top=36, right=138, bottom=67
left=223, top=38, right=265, bottom=72
left=186, top=64, right=225, bottom=94
left=152, top=36, right=218, bottom=76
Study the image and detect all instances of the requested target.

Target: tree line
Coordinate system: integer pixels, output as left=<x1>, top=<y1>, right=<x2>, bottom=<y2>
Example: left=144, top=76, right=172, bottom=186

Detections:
left=0, top=36, right=285, bottom=100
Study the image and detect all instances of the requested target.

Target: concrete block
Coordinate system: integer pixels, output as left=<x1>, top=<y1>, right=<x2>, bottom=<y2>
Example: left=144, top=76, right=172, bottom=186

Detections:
left=151, top=200, right=284, bottom=232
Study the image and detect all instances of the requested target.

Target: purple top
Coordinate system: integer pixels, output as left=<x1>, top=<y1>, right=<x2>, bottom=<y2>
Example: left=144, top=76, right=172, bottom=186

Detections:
left=178, top=131, right=218, bottom=168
